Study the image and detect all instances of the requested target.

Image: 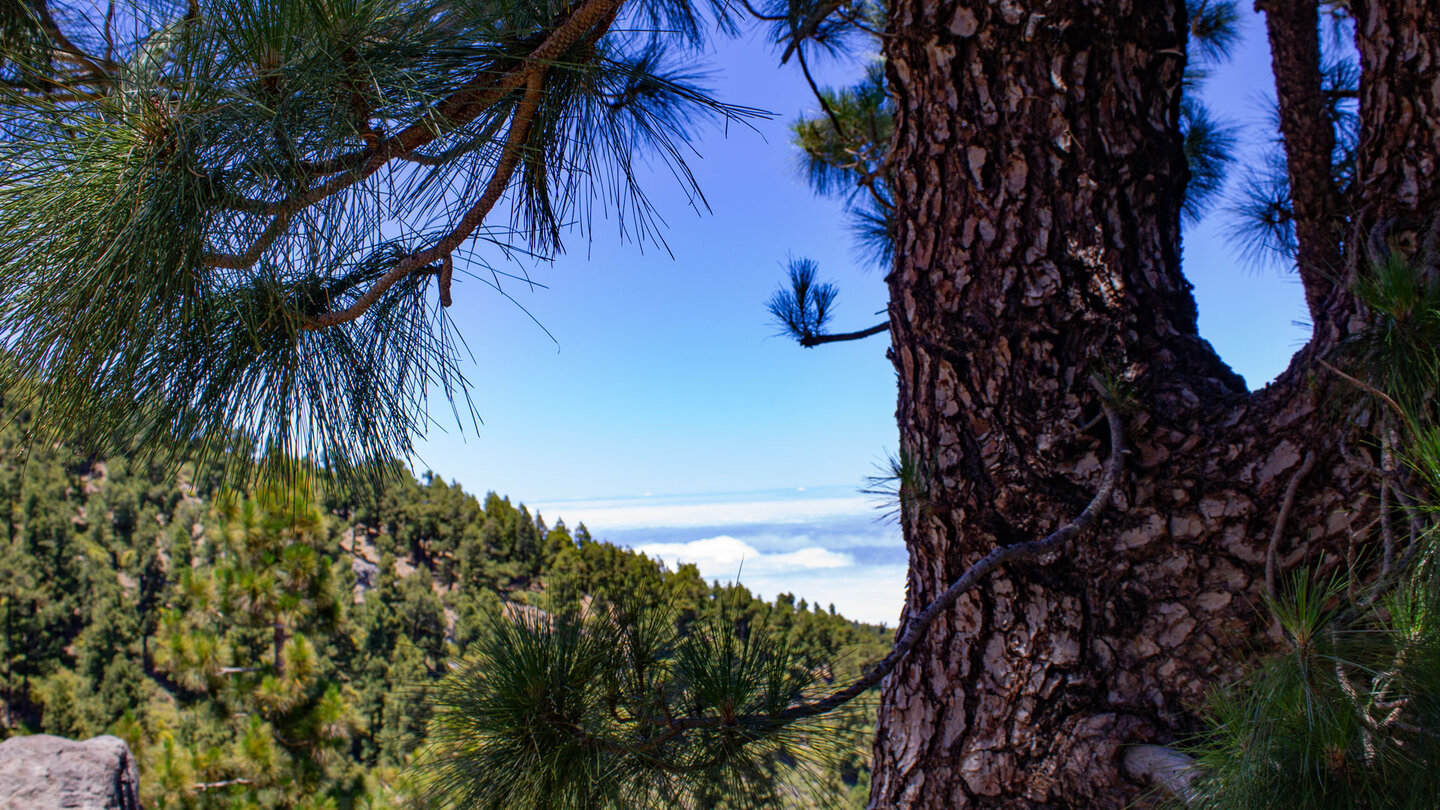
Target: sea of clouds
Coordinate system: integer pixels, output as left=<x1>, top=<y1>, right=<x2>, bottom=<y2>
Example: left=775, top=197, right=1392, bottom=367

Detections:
left=532, top=486, right=908, bottom=627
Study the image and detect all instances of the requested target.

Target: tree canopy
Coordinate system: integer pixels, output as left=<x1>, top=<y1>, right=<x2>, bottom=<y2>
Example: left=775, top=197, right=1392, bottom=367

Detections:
left=0, top=0, right=759, bottom=485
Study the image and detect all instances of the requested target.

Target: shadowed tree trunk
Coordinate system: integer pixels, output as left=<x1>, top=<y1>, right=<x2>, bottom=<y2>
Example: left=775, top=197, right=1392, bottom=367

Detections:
left=1259, top=0, right=1344, bottom=333
left=868, top=0, right=1439, bottom=806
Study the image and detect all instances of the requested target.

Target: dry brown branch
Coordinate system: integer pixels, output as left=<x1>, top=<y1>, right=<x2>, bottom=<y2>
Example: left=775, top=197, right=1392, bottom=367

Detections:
left=1266, top=450, right=1317, bottom=601
left=1319, top=358, right=1406, bottom=419
left=202, top=0, right=623, bottom=270
left=194, top=778, right=253, bottom=791
left=629, top=378, right=1127, bottom=751
left=303, top=68, right=547, bottom=330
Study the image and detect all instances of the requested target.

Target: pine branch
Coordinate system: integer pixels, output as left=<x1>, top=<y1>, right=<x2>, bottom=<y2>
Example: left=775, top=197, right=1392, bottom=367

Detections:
left=305, top=68, right=548, bottom=329
left=204, top=0, right=626, bottom=273
left=635, top=381, right=1126, bottom=738
left=797, top=321, right=887, bottom=347
left=300, top=0, right=625, bottom=181
left=794, top=44, right=849, bottom=149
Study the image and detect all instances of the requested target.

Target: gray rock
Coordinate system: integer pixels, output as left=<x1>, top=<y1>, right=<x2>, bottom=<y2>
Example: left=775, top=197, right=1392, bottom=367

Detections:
left=0, top=734, right=141, bottom=810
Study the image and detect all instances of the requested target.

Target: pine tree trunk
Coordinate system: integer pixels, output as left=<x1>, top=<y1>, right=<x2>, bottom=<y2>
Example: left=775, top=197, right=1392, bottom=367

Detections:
left=868, top=0, right=1438, bottom=806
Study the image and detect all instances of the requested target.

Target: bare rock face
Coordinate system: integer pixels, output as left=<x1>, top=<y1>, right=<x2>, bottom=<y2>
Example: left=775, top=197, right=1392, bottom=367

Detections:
left=0, top=734, right=141, bottom=810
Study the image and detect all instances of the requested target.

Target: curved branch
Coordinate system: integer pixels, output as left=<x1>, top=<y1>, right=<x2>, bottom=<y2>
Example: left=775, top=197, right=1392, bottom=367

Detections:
left=798, top=321, right=888, bottom=347
left=634, top=382, right=1127, bottom=746
left=794, top=44, right=850, bottom=147
left=1318, top=358, right=1406, bottom=419
left=202, top=0, right=623, bottom=270
left=302, top=68, right=547, bottom=330
left=301, top=0, right=623, bottom=180
left=1265, top=449, right=1317, bottom=601
left=774, top=387, right=1125, bottom=722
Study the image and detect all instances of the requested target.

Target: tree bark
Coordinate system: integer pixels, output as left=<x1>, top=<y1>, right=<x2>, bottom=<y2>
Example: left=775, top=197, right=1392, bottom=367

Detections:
left=868, top=0, right=1438, bottom=807
left=1350, top=0, right=1440, bottom=265
left=1257, top=0, right=1345, bottom=337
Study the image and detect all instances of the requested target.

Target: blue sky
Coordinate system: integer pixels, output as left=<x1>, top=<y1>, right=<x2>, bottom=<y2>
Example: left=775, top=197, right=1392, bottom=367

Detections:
left=409, top=10, right=1311, bottom=624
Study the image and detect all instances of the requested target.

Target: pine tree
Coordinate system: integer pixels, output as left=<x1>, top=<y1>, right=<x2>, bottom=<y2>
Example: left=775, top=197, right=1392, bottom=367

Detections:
left=0, top=0, right=757, bottom=487
left=5, top=0, right=1440, bottom=807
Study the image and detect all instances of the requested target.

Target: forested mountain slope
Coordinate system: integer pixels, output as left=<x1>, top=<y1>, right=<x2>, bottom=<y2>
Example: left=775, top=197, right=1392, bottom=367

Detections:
left=0, top=402, right=890, bottom=808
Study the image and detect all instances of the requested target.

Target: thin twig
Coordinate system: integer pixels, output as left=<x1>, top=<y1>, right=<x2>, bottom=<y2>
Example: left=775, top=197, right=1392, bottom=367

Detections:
left=798, top=321, right=889, bottom=347
left=1380, top=479, right=1396, bottom=581
left=1392, top=482, right=1424, bottom=554
left=774, top=383, right=1126, bottom=722
left=794, top=44, right=850, bottom=148
left=1266, top=450, right=1317, bottom=601
left=1379, top=415, right=1398, bottom=580
left=636, top=380, right=1127, bottom=746
left=1319, top=358, right=1406, bottom=419
left=103, top=0, right=116, bottom=62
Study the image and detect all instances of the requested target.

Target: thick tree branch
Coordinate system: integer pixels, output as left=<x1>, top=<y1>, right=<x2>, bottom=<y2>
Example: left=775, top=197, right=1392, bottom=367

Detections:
left=798, top=321, right=889, bottom=347
left=300, top=0, right=622, bottom=180
left=1257, top=0, right=1345, bottom=327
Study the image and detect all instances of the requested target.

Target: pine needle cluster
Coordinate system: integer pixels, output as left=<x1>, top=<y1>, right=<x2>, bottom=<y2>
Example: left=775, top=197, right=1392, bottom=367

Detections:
left=0, top=0, right=760, bottom=489
left=1177, top=242, right=1440, bottom=809
left=419, top=596, right=862, bottom=809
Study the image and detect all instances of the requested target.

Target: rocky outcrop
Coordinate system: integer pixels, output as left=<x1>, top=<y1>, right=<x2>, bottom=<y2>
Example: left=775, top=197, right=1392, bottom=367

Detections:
left=0, top=734, right=141, bottom=810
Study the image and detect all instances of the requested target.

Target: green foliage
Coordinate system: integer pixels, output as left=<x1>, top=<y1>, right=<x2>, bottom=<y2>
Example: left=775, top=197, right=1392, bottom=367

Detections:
left=1186, top=0, right=1242, bottom=65
left=789, top=61, right=893, bottom=270
left=421, top=597, right=861, bottom=809
left=1180, top=97, right=1238, bottom=224
left=0, top=0, right=760, bottom=488
left=1179, top=249, right=1440, bottom=809
left=1226, top=16, right=1359, bottom=270
left=766, top=258, right=838, bottom=344
left=0, top=396, right=888, bottom=807
left=1345, top=249, right=1440, bottom=419
left=1182, top=573, right=1440, bottom=809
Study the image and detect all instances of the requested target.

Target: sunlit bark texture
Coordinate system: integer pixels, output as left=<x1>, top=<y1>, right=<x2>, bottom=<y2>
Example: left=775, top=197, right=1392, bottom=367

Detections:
left=869, top=0, right=1439, bottom=806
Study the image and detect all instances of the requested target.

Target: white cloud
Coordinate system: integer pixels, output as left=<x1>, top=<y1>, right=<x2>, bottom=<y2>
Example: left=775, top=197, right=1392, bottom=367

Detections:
left=535, top=493, right=876, bottom=531
left=636, top=535, right=852, bottom=577
left=531, top=490, right=907, bottom=626
left=737, top=566, right=909, bottom=627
